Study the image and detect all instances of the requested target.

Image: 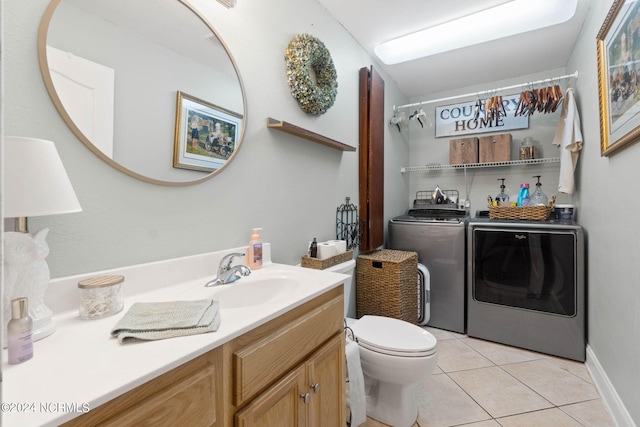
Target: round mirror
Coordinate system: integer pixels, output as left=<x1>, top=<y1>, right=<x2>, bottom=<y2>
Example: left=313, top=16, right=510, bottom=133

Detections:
left=38, top=0, right=246, bottom=185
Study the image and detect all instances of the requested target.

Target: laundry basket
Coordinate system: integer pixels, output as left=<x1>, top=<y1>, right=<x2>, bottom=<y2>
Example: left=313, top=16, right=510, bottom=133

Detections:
left=356, top=249, right=418, bottom=323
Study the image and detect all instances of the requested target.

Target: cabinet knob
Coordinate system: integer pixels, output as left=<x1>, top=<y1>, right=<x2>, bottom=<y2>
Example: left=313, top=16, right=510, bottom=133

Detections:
left=310, top=383, right=320, bottom=393
left=300, top=392, right=311, bottom=404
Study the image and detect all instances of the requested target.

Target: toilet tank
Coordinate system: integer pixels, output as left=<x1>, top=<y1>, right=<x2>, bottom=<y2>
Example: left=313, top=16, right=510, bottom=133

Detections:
left=325, top=259, right=356, bottom=317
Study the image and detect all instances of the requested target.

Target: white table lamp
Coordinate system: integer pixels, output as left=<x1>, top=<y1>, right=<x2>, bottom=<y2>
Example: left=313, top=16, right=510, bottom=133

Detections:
left=4, top=136, right=82, bottom=347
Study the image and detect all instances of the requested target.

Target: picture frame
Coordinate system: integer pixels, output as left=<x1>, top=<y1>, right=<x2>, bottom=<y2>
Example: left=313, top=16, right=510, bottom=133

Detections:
left=597, top=0, right=640, bottom=156
left=173, top=91, right=243, bottom=172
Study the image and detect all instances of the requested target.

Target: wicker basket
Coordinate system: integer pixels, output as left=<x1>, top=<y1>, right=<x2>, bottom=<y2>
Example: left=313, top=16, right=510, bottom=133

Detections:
left=301, top=250, right=353, bottom=270
left=488, top=195, right=556, bottom=220
left=356, top=249, right=418, bottom=323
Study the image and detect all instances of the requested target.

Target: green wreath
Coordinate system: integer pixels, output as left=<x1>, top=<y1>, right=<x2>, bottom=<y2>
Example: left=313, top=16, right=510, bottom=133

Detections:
left=285, top=34, right=338, bottom=115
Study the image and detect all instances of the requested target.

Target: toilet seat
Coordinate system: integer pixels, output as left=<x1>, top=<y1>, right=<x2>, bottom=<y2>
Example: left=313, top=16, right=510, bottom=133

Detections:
left=351, top=315, right=437, bottom=357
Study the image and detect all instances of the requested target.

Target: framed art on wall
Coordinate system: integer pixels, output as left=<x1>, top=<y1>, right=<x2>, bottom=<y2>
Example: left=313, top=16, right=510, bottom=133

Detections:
left=597, top=0, right=640, bottom=156
left=173, top=91, right=242, bottom=172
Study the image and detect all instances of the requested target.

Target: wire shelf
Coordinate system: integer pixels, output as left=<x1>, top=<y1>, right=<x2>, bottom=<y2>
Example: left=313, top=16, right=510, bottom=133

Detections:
left=401, top=157, right=560, bottom=173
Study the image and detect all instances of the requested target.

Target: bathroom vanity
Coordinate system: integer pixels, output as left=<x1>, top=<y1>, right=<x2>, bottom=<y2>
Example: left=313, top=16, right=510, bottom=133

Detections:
left=3, top=246, right=347, bottom=426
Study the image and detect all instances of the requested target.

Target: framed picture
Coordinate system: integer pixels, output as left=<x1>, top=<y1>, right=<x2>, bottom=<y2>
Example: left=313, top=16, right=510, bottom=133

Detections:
left=597, top=0, right=640, bottom=156
left=173, top=91, right=243, bottom=172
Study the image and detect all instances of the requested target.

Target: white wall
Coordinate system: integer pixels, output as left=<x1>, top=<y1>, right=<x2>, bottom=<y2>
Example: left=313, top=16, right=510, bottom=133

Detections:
left=567, top=1, right=640, bottom=425
left=405, top=67, right=570, bottom=215
left=404, top=2, right=640, bottom=424
left=3, top=0, right=409, bottom=278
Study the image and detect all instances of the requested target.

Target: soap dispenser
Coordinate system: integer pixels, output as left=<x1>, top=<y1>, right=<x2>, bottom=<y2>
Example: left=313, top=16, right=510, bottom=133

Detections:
left=529, top=175, right=548, bottom=206
left=247, top=228, right=263, bottom=270
left=495, top=178, right=510, bottom=206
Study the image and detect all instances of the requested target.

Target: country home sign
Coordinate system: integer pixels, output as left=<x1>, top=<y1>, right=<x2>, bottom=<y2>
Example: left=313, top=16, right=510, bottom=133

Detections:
left=435, top=93, right=529, bottom=138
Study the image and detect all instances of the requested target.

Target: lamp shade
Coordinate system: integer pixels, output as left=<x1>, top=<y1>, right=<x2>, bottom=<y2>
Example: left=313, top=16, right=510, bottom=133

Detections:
left=5, top=136, right=82, bottom=218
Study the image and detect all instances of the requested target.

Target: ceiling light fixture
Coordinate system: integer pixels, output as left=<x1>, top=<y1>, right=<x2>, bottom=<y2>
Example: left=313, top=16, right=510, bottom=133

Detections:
left=374, top=0, right=578, bottom=65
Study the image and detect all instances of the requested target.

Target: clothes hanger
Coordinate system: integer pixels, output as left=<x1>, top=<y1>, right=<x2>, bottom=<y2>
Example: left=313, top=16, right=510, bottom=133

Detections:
left=409, top=107, right=431, bottom=128
left=409, top=110, right=423, bottom=128
left=473, top=94, right=482, bottom=120
left=390, top=110, right=407, bottom=132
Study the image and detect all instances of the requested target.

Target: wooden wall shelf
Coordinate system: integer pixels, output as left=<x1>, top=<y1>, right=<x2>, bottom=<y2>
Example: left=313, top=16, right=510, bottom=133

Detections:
left=266, top=117, right=356, bottom=151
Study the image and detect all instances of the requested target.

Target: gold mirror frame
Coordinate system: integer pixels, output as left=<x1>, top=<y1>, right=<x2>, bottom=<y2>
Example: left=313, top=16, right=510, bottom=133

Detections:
left=37, top=0, right=247, bottom=185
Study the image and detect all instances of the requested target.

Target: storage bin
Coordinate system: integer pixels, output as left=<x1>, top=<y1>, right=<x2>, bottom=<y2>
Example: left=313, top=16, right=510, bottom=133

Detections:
left=301, top=250, right=353, bottom=270
left=479, top=133, right=511, bottom=163
left=356, top=249, right=418, bottom=323
left=449, top=137, right=479, bottom=165
left=487, top=195, right=556, bottom=221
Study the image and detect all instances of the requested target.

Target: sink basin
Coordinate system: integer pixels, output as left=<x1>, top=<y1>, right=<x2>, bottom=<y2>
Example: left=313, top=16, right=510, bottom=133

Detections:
left=177, top=275, right=299, bottom=309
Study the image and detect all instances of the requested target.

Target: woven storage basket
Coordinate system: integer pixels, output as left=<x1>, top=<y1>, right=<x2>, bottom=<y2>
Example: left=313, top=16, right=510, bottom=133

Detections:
left=488, top=195, right=556, bottom=220
left=301, top=250, right=353, bottom=270
left=356, top=249, right=418, bottom=323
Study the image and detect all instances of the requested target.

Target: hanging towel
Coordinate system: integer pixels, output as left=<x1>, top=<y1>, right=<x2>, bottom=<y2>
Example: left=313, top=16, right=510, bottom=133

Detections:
left=552, top=87, right=583, bottom=194
left=346, top=339, right=367, bottom=427
left=111, top=299, right=220, bottom=344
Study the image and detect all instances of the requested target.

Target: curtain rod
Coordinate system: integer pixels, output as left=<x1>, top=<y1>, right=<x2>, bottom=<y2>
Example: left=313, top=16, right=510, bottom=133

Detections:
left=395, top=70, right=578, bottom=111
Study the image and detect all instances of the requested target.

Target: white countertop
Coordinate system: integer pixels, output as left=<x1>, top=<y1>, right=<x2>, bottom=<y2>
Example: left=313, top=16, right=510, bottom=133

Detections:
left=3, top=246, right=348, bottom=426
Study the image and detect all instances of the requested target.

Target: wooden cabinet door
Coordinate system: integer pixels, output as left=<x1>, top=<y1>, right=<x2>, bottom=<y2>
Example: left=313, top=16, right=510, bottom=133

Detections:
left=62, top=351, right=221, bottom=427
left=307, top=334, right=346, bottom=427
left=359, top=65, right=385, bottom=251
left=235, top=365, right=308, bottom=427
left=102, top=366, right=218, bottom=427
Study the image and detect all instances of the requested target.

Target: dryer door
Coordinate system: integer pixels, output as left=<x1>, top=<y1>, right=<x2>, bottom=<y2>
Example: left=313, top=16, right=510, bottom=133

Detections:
left=472, top=228, right=577, bottom=316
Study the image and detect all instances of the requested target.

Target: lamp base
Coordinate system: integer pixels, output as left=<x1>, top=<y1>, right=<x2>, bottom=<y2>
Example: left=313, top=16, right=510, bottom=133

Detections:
left=2, top=316, right=55, bottom=349
left=33, top=319, right=57, bottom=343
left=3, top=229, right=56, bottom=348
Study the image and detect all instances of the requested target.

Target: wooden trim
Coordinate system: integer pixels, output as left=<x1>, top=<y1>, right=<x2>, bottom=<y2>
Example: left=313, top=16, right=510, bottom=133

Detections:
left=359, top=67, right=371, bottom=250
left=358, top=66, right=385, bottom=251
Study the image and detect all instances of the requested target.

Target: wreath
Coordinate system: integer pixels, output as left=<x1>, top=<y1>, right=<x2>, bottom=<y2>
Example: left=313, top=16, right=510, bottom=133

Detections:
left=285, top=34, right=338, bottom=115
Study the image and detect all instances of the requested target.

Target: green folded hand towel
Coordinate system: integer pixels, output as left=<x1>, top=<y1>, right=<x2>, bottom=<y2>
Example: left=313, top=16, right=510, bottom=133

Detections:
left=111, top=299, right=220, bottom=344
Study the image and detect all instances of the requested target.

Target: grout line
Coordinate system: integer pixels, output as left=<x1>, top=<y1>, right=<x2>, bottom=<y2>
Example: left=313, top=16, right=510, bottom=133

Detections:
left=415, top=330, right=612, bottom=426
left=448, top=333, right=585, bottom=425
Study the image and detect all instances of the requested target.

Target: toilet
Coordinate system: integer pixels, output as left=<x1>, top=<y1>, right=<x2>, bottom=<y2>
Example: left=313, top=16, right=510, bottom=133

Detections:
left=326, top=259, right=438, bottom=427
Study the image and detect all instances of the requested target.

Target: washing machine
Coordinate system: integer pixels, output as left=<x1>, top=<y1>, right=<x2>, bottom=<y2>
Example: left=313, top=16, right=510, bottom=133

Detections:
left=467, top=218, right=585, bottom=361
left=388, top=191, right=468, bottom=333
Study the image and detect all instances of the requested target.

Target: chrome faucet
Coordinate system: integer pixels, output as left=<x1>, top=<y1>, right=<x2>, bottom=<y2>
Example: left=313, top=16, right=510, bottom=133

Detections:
left=205, top=252, right=251, bottom=287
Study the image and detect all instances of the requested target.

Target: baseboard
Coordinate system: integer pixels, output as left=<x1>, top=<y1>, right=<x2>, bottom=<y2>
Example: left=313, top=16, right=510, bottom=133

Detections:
left=585, top=345, right=636, bottom=427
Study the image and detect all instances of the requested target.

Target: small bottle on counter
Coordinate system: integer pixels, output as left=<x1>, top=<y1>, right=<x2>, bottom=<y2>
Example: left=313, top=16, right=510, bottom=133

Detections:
left=8, top=297, right=33, bottom=365
left=310, top=238, right=318, bottom=258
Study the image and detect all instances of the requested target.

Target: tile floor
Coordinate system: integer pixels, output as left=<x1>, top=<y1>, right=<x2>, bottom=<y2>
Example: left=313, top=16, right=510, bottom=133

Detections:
left=361, top=327, right=615, bottom=427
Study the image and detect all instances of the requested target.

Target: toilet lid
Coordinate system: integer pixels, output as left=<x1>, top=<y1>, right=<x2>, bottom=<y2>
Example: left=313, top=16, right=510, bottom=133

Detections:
left=351, top=315, right=437, bottom=357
